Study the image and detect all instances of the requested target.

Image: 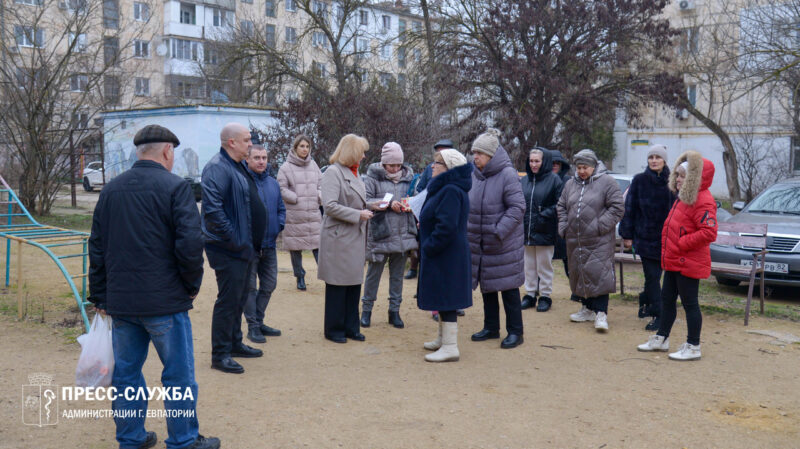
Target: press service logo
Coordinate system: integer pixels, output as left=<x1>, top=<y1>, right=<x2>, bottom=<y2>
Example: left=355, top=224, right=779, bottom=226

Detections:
left=22, top=373, right=59, bottom=427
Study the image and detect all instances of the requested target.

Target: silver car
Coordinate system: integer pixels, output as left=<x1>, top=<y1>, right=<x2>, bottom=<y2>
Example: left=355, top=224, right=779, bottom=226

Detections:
left=710, top=177, right=800, bottom=287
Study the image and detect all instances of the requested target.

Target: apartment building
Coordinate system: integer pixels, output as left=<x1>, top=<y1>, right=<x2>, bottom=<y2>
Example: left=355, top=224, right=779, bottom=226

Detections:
left=613, top=0, right=799, bottom=197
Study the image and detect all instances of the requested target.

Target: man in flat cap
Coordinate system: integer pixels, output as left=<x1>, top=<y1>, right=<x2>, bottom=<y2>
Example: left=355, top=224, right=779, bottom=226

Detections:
left=89, top=124, right=220, bottom=449
left=201, top=122, right=266, bottom=374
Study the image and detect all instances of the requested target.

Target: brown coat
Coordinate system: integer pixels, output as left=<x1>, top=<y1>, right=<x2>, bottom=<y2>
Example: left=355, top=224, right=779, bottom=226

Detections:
left=277, top=151, right=322, bottom=251
left=557, top=167, right=624, bottom=298
left=317, top=163, right=368, bottom=286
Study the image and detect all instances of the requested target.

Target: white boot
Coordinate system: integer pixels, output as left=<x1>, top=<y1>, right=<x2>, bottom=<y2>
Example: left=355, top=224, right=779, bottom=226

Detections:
left=637, top=334, right=669, bottom=352
left=570, top=306, right=596, bottom=322
left=423, top=321, right=443, bottom=351
left=669, top=342, right=701, bottom=361
left=425, top=322, right=459, bottom=362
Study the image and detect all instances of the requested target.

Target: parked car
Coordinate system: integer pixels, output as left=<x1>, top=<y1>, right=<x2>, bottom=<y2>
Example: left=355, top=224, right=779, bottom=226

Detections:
left=82, top=161, right=105, bottom=192
left=184, top=176, right=202, bottom=202
left=710, top=177, right=800, bottom=287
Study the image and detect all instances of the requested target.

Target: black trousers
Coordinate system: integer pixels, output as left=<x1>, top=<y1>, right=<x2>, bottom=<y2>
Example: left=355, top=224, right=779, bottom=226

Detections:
left=439, top=310, right=458, bottom=323
left=580, top=294, right=609, bottom=313
left=207, top=251, right=254, bottom=361
left=289, top=249, right=319, bottom=278
left=481, top=288, right=523, bottom=335
left=641, top=257, right=663, bottom=317
left=658, top=270, right=702, bottom=346
left=324, top=283, right=361, bottom=339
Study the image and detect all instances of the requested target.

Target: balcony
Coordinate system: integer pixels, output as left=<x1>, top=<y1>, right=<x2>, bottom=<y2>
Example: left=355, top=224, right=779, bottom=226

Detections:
left=164, top=21, right=203, bottom=39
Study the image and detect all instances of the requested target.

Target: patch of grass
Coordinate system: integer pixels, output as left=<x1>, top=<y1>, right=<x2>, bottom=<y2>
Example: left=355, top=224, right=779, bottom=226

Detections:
left=33, top=213, right=93, bottom=232
left=61, top=325, right=82, bottom=344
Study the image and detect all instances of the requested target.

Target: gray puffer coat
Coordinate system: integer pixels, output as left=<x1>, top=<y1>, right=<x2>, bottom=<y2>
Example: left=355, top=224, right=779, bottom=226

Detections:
left=277, top=151, right=322, bottom=251
left=364, top=163, right=418, bottom=262
left=557, top=165, right=624, bottom=298
left=468, top=145, right=526, bottom=293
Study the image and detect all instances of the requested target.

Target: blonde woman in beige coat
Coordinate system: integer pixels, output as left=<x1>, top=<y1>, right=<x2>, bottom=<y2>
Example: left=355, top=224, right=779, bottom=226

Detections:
left=277, top=135, right=322, bottom=291
left=318, top=134, right=374, bottom=343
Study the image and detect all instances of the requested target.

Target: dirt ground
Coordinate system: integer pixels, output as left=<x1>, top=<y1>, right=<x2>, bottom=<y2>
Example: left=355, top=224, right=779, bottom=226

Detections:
left=1, top=248, right=800, bottom=449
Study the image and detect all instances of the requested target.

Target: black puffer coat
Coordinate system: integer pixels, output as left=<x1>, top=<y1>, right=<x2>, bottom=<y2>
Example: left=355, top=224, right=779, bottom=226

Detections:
left=619, top=166, right=675, bottom=260
left=521, top=148, right=563, bottom=246
left=550, top=150, right=571, bottom=260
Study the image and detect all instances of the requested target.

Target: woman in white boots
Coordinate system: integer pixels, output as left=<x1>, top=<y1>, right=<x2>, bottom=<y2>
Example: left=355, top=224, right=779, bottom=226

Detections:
left=417, top=149, right=473, bottom=362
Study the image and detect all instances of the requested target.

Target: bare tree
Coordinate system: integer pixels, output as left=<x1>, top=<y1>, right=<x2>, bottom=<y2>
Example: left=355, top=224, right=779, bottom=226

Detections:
left=0, top=0, right=154, bottom=214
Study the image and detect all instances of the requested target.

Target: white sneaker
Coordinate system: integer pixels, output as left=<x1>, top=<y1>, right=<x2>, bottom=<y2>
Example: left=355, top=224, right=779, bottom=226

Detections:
left=638, top=334, right=669, bottom=352
left=594, top=312, right=608, bottom=331
left=669, top=342, right=701, bottom=361
left=570, top=306, right=596, bottom=322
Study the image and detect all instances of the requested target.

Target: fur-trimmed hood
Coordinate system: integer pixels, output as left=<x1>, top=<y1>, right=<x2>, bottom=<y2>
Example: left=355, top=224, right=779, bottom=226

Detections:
left=669, top=150, right=714, bottom=205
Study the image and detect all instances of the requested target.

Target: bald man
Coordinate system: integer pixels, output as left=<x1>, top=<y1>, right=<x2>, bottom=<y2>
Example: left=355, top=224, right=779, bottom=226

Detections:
left=201, top=123, right=267, bottom=374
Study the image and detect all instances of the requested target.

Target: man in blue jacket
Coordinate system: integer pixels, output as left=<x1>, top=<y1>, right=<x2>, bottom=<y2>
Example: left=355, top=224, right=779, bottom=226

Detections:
left=243, top=144, right=286, bottom=343
left=89, top=125, right=220, bottom=449
left=202, top=123, right=266, bottom=374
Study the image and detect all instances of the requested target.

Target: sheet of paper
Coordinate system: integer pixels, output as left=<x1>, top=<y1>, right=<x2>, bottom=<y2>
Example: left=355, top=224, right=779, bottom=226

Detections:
left=378, top=192, right=393, bottom=209
left=408, top=190, right=427, bottom=220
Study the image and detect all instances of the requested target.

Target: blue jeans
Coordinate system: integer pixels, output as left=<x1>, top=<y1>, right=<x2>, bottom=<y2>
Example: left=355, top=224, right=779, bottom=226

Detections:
left=112, top=312, right=199, bottom=449
left=244, top=247, right=278, bottom=328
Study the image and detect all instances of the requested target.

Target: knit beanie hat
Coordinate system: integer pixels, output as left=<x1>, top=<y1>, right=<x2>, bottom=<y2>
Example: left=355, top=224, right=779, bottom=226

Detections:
left=471, top=128, right=501, bottom=157
left=380, top=142, right=403, bottom=165
left=678, top=161, right=689, bottom=173
left=647, top=144, right=667, bottom=161
left=573, top=149, right=598, bottom=168
left=439, top=149, right=467, bottom=170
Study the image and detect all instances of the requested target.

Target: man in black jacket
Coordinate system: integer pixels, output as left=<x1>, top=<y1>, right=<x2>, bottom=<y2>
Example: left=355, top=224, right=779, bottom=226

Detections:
left=89, top=125, right=220, bottom=449
left=202, top=123, right=266, bottom=374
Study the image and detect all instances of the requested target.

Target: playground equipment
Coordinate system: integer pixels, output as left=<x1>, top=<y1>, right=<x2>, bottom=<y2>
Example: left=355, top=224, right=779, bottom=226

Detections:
left=0, top=175, right=91, bottom=331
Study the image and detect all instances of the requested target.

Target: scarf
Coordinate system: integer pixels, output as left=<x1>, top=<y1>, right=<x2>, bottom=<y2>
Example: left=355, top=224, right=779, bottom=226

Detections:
left=349, top=164, right=359, bottom=177
left=385, top=168, right=403, bottom=183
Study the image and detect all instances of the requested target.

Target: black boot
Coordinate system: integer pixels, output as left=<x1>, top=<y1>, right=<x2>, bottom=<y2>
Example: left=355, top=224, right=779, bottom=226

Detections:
left=520, top=294, right=537, bottom=310
left=297, top=276, right=307, bottom=291
left=404, top=269, right=417, bottom=279
left=536, top=296, right=552, bottom=312
left=388, top=311, right=405, bottom=328
left=360, top=311, right=371, bottom=328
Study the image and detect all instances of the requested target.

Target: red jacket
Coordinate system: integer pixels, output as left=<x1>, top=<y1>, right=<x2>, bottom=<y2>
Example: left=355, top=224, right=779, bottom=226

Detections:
left=661, top=152, right=718, bottom=279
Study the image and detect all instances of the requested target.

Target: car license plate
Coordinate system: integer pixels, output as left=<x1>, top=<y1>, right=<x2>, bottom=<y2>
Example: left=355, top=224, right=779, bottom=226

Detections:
left=740, top=259, right=789, bottom=274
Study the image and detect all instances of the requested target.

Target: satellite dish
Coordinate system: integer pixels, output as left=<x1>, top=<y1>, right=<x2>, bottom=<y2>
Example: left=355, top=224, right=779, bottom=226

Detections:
left=156, top=43, right=167, bottom=56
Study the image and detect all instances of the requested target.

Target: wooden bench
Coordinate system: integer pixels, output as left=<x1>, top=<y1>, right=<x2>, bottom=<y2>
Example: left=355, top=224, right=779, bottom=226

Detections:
left=711, top=222, right=766, bottom=326
left=615, top=222, right=767, bottom=326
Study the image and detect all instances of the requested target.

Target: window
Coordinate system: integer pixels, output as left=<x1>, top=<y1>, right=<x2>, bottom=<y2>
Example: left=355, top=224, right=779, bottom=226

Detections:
left=179, top=3, right=195, bottom=25
left=265, top=0, right=275, bottom=17
left=133, top=2, right=149, bottom=21
left=312, top=31, right=327, bottom=48
left=398, top=73, right=406, bottom=90
left=286, top=57, right=298, bottom=71
left=381, top=15, right=391, bottom=32
left=335, top=5, right=344, bottom=22
left=687, top=84, right=697, bottom=107
left=241, top=0, right=252, bottom=4
left=14, top=0, right=43, bottom=6
left=15, top=25, right=44, bottom=47
left=359, top=69, right=367, bottom=83
left=15, top=68, right=42, bottom=88
left=212, top=8, right=232, bottom=27
left=71, top=112, right=89, bottom=128
left=104, top=37, right=119, bottom=66
left=380, top=44, right=391, bottom=60
left=285, top=27, right=297, bottom=44
left=65, top=0, right=88, bottom=14
left=379, top=72, right=393, bottom=87
left=104, top=76, right=120, bottom=105
left=69, top=74, right=88, bottom=91
left=171, top=38, right=199, bottom=60
left=397, top=46, right=405, bottom=68
left=103, top=0, right=119, bottom=29
left=357, top=37, right=368, bottom=53
left=168, top=76, right=207, bottom=99
left=413, top=48, right=421, bottom=63
left=285, top=0, right=295, bottom=12
left=679, top=27, right=699, bottom=55
left=398, top=19, right=406, bottom=41
left=265, top=24, right=276, bottom=48
left=241, top=20, right=254, bottom=36
left=359, top=10, right=368, bottom=25
left=312, top=61, right=326, bottom=78
left=313, top=0, right=327, bottom=21
left=134, top=39, right=150, bottom=58
left=69, top=33, right=87, bottom=52
left=204, top=47, right=218, bottom=64
left=135, top=77, right=150, bottom=96
left=412, top=21, right=422, bottom=32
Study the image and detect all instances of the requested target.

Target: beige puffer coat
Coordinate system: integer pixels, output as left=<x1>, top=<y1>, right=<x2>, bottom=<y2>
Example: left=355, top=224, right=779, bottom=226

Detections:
left=277, top=151, right=322, bottom=251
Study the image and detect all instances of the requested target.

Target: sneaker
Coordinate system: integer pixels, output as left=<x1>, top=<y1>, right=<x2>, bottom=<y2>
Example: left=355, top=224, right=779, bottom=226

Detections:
left=645, top=316, right=660, bottom=331
left=637, top=334, right=669, bottom=352
left=669, top=342, right=701, bottom=361
left=570, top=306, right=596, bottom=322
left=594, top=312, right=608, bottom=331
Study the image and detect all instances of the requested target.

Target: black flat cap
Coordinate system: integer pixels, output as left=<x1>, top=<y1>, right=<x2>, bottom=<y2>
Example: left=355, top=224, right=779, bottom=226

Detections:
left=433, top=139, right=455, bottom=150
left=133, top=124, right=180, bottom=147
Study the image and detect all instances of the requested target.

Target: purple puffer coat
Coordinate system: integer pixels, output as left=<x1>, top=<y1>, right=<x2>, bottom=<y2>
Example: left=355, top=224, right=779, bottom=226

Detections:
left=468, top=145, right=526, bottom=293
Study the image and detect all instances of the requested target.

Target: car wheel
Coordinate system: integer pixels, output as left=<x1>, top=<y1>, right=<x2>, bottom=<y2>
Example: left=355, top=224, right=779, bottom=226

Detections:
left=82, top=177, right=94, bottom=192
left=715, top=276, right=740, bottom=287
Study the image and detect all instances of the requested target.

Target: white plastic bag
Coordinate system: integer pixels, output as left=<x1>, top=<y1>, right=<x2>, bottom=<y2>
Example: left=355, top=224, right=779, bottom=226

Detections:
left=75, top=314, right=115, bottom=387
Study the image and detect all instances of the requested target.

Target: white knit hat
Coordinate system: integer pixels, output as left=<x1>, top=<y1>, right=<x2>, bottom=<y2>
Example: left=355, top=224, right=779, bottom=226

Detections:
left=439, top=149, right=467, bottom=170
